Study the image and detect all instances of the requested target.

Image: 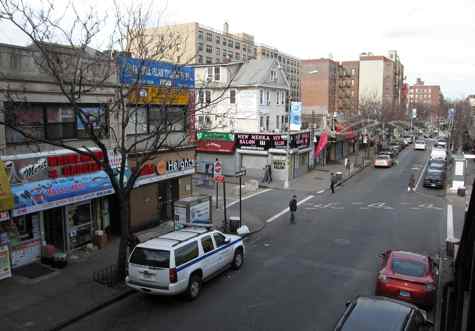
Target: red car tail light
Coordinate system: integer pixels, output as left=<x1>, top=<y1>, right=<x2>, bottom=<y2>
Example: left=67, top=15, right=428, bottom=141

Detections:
left=169, top=268, right=177, bottom=283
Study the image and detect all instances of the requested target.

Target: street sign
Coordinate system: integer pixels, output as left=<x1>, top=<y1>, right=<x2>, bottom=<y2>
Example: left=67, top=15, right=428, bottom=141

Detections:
left=214, top=160, right=224, bottom=183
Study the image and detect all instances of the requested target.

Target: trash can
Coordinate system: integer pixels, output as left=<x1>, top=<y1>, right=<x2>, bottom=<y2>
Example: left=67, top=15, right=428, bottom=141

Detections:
left=229, top=216, right=241, bottom=234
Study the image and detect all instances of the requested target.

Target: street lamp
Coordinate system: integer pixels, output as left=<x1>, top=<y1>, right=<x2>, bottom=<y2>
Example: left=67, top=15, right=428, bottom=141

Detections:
left=284, top=95, right=292, bottom=189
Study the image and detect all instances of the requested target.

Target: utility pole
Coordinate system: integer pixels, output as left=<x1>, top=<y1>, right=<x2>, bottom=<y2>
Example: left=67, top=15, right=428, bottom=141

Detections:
left=284, top=95, right=292, bottom=189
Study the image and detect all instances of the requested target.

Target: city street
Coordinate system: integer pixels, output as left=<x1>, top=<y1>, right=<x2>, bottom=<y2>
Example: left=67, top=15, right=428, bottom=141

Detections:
left=64, top=147, right=446, bottom=331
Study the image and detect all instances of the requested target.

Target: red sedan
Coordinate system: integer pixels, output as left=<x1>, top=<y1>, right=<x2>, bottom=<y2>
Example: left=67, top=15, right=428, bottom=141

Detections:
left=375, top=250, right=438, bottom=309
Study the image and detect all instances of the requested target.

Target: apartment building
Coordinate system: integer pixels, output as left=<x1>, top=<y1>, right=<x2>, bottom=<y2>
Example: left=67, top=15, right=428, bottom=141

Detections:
left=358, top=51, right=404, bottom=116
left=408, top=78, right=442, bottom=110
left=301, top=59, right=338, bottom=129
left=256, top=45, right=301, bottom=101
left=144, top=22, right=301, bottom=101
left=194, top=58, right=290, bottom=133
left=337, top=61, right=359, bottom=115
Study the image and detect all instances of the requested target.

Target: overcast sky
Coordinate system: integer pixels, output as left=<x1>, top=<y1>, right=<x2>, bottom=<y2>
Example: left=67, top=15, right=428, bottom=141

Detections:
left=1, top=0, right=474, bottom=99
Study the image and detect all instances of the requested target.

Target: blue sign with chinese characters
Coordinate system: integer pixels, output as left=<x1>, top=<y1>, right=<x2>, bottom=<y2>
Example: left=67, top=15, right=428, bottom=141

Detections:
left=117, top=56, right=194, bottom=88
left=11, top=171, right=114, bottom=216
left=290, top=102, right=302, bottom=131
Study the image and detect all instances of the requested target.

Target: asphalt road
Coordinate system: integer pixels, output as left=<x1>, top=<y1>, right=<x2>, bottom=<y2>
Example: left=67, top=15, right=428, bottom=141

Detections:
left=64, top=146, right=447, bottom=331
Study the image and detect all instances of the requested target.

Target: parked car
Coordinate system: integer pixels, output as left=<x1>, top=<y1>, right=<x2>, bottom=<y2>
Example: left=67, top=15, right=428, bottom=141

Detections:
left=380, top=149, right=396, bottom=159
left=430, top=146, right=447, bottom=160
left=375, top=250, right=438, bottom=309
left=414, top=140, right=427, bottom=151
left=374, top=154, right=393, bottom=168
left=333, top=296, right=433, bottom=331
left=423, top=168, right=445, bottom=189
left=126, top=226, right=245, bottom=300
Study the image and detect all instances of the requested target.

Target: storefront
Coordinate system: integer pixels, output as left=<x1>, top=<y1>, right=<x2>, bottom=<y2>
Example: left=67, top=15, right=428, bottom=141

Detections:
left=0, top=150, right=118, bottom=269
left=235, top=131, right=311, bottom=182
left=196, top=132, right=237, bottom=176
left=128, top=149, right=195, bottom=232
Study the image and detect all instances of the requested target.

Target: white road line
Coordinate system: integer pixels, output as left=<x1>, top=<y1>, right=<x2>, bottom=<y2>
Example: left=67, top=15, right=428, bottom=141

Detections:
left=317, top=190, right=325, bottom=194
left=265, top=195, right=315, bottom=223
left=226, top=189, right=272, bottom=208
left=415, top=158, right=429, bottom=190
left=447, top=204, right=454, bottom=240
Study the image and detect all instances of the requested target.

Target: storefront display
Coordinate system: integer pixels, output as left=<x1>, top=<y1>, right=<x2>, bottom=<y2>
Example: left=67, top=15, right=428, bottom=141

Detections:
left=0, top=244, right=11, bottom=280
left=66, top=202, right=93, bottom=250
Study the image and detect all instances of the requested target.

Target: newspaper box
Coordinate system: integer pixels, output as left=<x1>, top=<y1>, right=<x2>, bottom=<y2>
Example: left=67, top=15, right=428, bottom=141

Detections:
left=174, top=196, right=212, bottom=228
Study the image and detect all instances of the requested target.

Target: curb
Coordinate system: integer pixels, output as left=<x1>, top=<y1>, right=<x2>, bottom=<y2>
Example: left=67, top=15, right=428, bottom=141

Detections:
left=47, top=288, right=134, bottom=331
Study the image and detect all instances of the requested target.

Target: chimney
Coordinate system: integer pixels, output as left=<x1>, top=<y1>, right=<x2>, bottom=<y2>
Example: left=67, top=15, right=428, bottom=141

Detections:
left=223, top=22, right=229, bottom=34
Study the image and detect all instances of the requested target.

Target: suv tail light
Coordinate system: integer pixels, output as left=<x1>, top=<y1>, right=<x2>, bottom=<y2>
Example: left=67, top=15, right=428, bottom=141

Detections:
left=169, top=268, right=177, bottom=283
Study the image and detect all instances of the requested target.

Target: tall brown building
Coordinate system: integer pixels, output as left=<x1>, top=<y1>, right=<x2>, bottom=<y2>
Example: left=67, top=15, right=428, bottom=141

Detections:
left=301, top=59, right=338, bottom=129
left=337, top=61, right=359, bottom=115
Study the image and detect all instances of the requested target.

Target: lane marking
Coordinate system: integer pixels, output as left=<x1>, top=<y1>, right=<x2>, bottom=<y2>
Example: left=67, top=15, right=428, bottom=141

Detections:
left=447, top=204, right=454, bottom=240
left=226, top=189, right=272, bottom=208
left=317, top=190, right=325, bottom=194
left=352, top=202, right=363, bottom=205
left=415, top=157, right=429, bottom=191
left=265, top=195, right=315, bottom=223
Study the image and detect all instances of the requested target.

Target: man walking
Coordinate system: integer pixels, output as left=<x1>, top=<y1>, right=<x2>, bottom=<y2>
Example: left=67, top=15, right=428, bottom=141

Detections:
left=330, top=172, right=336, bottom=194
left=289, top=195, right=297, bottom=224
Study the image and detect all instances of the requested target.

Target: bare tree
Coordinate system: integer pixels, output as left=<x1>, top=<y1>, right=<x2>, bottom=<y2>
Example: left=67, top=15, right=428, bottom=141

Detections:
left=0, top=0, right=233, bottom=280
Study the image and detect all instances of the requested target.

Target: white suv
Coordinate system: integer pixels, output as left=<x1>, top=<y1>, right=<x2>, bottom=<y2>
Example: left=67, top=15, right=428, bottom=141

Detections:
left=126, top=227, right=245, bottom=300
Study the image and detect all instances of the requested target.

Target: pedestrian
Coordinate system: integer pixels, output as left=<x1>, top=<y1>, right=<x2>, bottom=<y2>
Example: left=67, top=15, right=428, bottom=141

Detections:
left=289, top=195, right=297, bottom=224
left=330, top=172, right=336, bottom=194
left=408, top=174, right=416, bottom=192
left=205, top=163, right=210, bottom=176
left=262, top=165, right=269, bottom=184
left=267, top=164, right=272, bottom=183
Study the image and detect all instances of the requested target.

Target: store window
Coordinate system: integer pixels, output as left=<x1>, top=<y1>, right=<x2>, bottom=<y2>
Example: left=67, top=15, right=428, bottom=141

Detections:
left=126, top=107, right=148, bottom=135
left=5, top=104, right=45, bottom=143
left=67, top=202, right=93, bottom=250
left=149, top=107, right=186, bottom=132
left=46, top=106, right=76, bottom=140
left=76, top=107, right=107, bottom=138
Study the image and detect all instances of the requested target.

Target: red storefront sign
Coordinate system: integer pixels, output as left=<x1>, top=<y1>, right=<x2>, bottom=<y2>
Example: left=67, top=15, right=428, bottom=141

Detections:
left=196, top=140, right=236, bottom=153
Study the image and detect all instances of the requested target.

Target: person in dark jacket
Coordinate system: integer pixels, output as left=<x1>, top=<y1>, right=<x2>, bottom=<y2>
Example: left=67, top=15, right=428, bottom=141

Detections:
left=330, top=172, right=337, bottom=194
left=289, top=195, right=297, bottom=224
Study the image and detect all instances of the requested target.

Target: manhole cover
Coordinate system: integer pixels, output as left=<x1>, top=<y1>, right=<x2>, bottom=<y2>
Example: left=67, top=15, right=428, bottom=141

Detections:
left=334, top=238, right=350, bottom=245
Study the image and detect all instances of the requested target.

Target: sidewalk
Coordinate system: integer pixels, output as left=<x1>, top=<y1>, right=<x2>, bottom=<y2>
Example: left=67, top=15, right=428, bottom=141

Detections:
left=0, top=222, right=174, bottom=331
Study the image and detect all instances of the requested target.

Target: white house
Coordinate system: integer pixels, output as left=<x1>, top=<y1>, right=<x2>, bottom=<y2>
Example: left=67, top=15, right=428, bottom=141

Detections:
left=194, top=58, right=290, bottom=133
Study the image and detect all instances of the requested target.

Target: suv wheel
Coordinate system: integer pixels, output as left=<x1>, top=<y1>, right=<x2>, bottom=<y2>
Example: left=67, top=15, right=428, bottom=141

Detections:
left=186, top=274, right=202, bottom=300
left=232, top=249, right=244, bottom=270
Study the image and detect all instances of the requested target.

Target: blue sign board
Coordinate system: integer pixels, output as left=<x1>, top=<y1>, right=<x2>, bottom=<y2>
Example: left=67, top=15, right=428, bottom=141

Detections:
left=11, top=171, right=114, bottom=216
left=117, top=56, right=194, bottom=88
left=448, top=108, right=455, bottom=121
left=290, top=101, right=302, bottom=131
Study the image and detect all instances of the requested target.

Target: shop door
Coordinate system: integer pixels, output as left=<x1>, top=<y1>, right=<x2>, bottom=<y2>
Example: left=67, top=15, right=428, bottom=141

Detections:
left=44, top=208, right=66, bottom=252
left=158, top=179, right=179, bottom=223
left=66, top=202, right=93, bottom=250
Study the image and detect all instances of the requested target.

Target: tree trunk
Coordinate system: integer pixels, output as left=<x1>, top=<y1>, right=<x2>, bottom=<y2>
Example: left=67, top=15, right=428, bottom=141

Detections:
left=116, top=195, right=130, bottom=282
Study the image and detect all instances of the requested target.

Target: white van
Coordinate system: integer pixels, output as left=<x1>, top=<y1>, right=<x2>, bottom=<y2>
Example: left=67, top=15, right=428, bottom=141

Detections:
left=126, top=227, right=245, bottom=300
left=431, top=146, right=447, bottom=160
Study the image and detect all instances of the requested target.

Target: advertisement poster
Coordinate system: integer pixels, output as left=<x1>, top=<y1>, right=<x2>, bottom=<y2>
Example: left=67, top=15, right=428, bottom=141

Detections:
left=290, top=102, right=302, bottom=131
left=174, top=206, right=187, bottom=225
left=11, top=171, right=114, bottom=217
left=0, top=245, right=11, bottom=280
left=190, top=201, right=210, bottom=224
left=10, top=239, right=41, bottom=268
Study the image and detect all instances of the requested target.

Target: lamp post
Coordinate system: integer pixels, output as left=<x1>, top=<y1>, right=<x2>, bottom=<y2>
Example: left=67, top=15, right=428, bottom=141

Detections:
left=284, top=95, right=292, bottom=189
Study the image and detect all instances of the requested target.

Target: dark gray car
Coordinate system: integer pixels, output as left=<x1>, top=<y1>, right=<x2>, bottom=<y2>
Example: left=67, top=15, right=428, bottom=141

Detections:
left=334, top=296, right=433, bottom=331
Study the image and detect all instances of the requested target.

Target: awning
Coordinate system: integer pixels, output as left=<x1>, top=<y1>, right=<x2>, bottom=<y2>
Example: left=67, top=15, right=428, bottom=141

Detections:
left=11, top=171, right=114, bottom=217
left=0, top=161, right=14, bottom=211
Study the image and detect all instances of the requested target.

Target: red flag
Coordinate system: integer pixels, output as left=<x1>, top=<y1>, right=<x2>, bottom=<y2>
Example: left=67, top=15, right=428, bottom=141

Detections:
left=315, top=131, right=328, bottom=157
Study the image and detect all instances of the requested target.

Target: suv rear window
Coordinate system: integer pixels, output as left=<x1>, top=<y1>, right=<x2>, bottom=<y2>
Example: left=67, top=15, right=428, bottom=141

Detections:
left=130, top=248, right=170, bottom=268
left=175, top=241, right=199, bottom=267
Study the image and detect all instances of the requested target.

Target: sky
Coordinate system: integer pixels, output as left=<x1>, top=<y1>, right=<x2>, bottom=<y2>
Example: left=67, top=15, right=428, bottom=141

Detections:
left=1, top=0, right=474, bottom=99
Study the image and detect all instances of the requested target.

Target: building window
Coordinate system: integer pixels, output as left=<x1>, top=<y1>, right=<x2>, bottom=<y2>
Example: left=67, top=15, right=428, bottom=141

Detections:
left=198, top=115, right=204, bottom=127
left=235, top=42, right=240, bottom=49
left=206, top=57, right=212, bottom=64
left=351, top=68, right=356, bottom=76
left=207, top=67, right=213, bottom=80
left=216, top=47, right=220, bottom=56
left=243, top=46, right=247, bottom=52
left=235, top=53, right=240, bottom=60
left=198, top=30, right=203, bottom=40
left=198, top=43, right=204, bottom=51
left=228, top=40, right=233, bottom=48
left=206, top=45, right=212, bottom=53
left=276, top=91, right=280, bottom=104
left=276, top=115, right=280, bottom=129
left=260, top=116, right=264, bottom=129
left=281, top=91, right=285, bottom=104
left=270, top=70, right=277, bottom=81
left=260, top=90, right=264, bottom=105
left=222, top=38, right=227, bottom=46
left=214, top=66, right=220, bottom=81
left=205, top=90, right=211, bottom=104
left=266, top=90, right=270, bottom=105
left=216, top=36, right=220, bottom=44
left=149, top=107, right=185, bottom=132
left=198, top=55, right=203, bottom=64
left=206, top=32, right=212, bottom=42
left=281, top=115, right=285, bottom=127
left=351, top=80, right=355, bottom=86
left=198, top=90, right=204, bottom=104
left=266, top=116, right=270, bottom=131
left=229, top=89, right=236, bottom=104
left=126, top=107, right=148, bottom=135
